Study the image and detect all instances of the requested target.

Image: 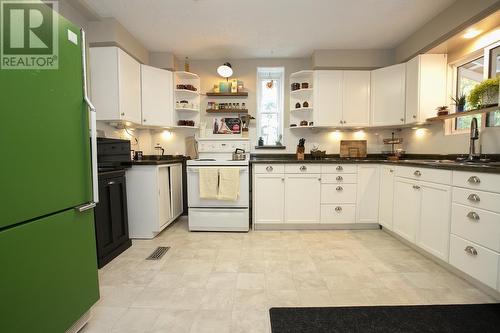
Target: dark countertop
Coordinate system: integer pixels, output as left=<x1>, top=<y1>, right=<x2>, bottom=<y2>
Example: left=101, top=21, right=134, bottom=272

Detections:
left=128, top=155, right=187, bottom=166
left=250, top=155, right=500, bottom=174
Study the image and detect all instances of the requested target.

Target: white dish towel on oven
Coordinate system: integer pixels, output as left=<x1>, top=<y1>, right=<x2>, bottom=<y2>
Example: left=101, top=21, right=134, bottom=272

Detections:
left=217, top=168, right=240, bottom=201
left=199, top=168, right=219, bottom=199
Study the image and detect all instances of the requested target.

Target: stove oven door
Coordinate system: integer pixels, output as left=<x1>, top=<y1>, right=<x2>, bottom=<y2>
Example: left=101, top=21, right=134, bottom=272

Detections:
left=187, top=166, right=249, bottom=208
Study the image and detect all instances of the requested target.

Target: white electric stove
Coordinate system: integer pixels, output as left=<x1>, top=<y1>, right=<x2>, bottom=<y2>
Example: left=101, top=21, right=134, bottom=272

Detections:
left=187, top=138, right=250, bottom=231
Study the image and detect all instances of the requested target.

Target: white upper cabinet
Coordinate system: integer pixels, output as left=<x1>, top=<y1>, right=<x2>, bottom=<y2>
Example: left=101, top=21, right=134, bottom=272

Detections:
left=313, top=70, right=343, bottom=127
left=370, top=63, right=406, bottom=126
left=343, top=71, right=370, bottom=127
left=90, top=46, right=142, bottom=124
left=141, top=64, right=174, bottom=127
left=405, top=54, right=447, bottom=124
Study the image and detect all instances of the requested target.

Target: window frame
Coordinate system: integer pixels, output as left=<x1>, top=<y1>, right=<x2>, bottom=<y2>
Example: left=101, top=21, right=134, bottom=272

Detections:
left=256, top=67, right=285, bottom=146
left=447, top=40, right=500, bottom=135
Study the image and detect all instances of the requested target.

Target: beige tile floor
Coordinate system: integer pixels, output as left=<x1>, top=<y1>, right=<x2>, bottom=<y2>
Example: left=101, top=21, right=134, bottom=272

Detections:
left=81, top=216, right=496, bottom=333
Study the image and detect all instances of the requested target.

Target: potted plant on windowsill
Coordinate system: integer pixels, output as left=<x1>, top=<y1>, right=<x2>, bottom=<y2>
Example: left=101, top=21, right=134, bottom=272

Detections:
left=451, top=94, right=466, bottom=112
left=467, top=77, right=500, bottom=109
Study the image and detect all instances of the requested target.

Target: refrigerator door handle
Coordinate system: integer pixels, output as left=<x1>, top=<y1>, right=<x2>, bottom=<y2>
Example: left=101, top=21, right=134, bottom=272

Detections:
left=76, top=202, right=97, bottom=212
left=80, top=28, right=99, bottom=205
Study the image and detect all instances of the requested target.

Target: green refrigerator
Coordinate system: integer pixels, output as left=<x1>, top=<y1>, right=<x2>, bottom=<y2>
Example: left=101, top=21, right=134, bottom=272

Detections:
left=0, top=3, right=100, bottom=332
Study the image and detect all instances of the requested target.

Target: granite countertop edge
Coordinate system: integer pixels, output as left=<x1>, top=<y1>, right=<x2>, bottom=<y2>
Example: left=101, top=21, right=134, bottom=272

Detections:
left=249, top=158, right=500, bottom=174
left=128, top=158, right=186, bottom=166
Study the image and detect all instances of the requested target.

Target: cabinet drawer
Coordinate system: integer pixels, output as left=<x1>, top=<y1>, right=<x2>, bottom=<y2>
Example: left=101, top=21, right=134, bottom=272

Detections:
left=321, top=184, right=356, bottom=204
left=453, top=187, right=500, bottom=213
left=451, top=203, right=500, bottom=252
left=453, top=171, right=500, bottom=193
left=321, top=174, right=357, bottom=184
left=285, top=164, right=321, bottom=174
left=320, top=204, right=356, bottom=223
left=254, top=164, right=284, bottom=174
left=449, top=234, right=499, bottom=290
left=395, top=166, right=451, bottom=184
left=321, top=164, right=357, bottom=174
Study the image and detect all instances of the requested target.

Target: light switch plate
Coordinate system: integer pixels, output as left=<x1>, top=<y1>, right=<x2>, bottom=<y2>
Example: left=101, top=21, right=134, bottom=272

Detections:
left=67, top=29, right=78, bottom=45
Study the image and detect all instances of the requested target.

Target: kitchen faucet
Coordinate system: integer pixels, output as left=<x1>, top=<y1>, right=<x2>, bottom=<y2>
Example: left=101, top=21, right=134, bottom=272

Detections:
left=467, top=117, right=479, bottom=161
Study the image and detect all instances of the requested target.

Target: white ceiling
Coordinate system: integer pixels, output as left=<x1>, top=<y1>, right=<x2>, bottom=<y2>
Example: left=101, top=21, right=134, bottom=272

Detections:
left=81, top=0, right=456, bottom=59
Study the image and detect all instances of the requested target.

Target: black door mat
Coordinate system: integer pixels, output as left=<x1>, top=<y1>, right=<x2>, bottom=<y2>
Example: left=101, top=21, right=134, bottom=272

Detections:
left=270, top=304, right=500, bottom=333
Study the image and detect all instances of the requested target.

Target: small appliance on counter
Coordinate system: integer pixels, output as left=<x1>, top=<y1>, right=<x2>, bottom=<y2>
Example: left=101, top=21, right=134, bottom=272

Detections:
left=95, top=138, right=132, bottom=268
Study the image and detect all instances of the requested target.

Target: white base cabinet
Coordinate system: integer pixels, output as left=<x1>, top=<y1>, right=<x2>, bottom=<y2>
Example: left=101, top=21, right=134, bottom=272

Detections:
left=378, top=166, right=395, bottom=230
left=253, top=173, right=285, bottom=224
left=393, top=177, right=420, bottom=243
left=356, top=165, right=380, bottom=223
left=285, top=174, right=321, bottom=224
left=126, top=163, right=183, bottom=239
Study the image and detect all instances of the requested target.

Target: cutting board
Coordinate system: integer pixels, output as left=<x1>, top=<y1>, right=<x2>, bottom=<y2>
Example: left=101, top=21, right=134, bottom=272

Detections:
left=340, top=140, right=367, bottom=158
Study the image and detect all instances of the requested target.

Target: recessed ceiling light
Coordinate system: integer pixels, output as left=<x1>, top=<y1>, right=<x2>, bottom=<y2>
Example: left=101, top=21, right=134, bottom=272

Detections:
left=463, top=28, right=481, bottom=39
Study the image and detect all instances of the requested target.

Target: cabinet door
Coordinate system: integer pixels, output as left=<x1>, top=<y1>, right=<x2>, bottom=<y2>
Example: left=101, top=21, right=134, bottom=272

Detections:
left=378, top=166, right=395, bottom=230
left=313, top=70, right=343, bottom=127
left=170, top=164, right=183, bottom=218
left=342, top=71, right=370, bottom=126
left=141, top=65, right=173, bottom=127
left=118, top=48, right=142, bottom=124
left=405, top=56, right=419, bottom=123
left=417, top=181, right=451, bottom=261
left=370, top=63, right=406, bottom=126
left=254, top=174, right=285, bottom=224
left=356, top=165, right=380, bottom=223
left=158, top=167, right=172, bottom=229
left=285, top=174, right=321, bottom=223
left=393, top=178, right=420, bottom=243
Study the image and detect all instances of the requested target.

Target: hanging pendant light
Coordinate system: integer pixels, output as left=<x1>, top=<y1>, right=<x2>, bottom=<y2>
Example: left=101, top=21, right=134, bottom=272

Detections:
left=217, top=62, right=233, bottom=78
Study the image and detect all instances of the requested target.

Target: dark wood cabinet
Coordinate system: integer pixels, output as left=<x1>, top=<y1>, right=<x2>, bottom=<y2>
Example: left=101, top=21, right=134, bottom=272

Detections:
left=94, top=170, right=132, bottom=268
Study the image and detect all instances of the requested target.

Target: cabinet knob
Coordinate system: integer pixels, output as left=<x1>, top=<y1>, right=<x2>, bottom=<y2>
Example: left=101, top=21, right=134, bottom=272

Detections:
left=389, top=169, right=394, bottom=173
left=413, top=170, right=421, bottom=177
left=336, top=165, right=343, bottom=171
left=318, top=178, right=321, bottom=181
left=335, top=206, right=342, bottom=212
left=466, top=211, right=480, bottom=221
left=400, top=118, right=404, bottom=122
left=412, top=185, right=420, bottom=190
left=300, top=165, right=307, bottom=171
left=266, top=166, right=273, bottom=172
left=412, top=115, right=417, bottom=119
left=467, top=193, right=480, bottom=202
left=143, top=119, right=147, bottom=122
left=281, top=178, right=284, bottom=181
left=467, top=176, right=481, bottom=184
left=464, top=246, right=478, bottom=256
left=121, top=112, right=125, bottom=116
left=336, top=176, right=343, bottom=181
left=336, top=186, right=343, bottom=191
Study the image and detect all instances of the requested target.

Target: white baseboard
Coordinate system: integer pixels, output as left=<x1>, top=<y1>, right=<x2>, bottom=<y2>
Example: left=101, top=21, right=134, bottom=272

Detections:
left=254, top=223, right=380, bottom=230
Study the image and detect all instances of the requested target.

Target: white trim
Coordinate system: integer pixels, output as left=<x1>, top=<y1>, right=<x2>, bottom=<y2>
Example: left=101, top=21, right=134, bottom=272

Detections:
left=256, top=67, right=285, bottom=145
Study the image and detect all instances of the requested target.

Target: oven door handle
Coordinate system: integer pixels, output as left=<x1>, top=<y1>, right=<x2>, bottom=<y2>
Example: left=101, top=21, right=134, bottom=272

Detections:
left=187, top=167, right=248, bottom=173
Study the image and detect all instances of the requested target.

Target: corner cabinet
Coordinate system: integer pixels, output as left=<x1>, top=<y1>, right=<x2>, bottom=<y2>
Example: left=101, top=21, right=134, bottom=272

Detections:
left=405, top=54, right=447, bottom=124
left=140, top=64, right=174, bottom=127
left=370, top=63, right=406, bottom=126
left=90, top=46, right=142, bottom=124
left=126, top=163, right=183, bottom=239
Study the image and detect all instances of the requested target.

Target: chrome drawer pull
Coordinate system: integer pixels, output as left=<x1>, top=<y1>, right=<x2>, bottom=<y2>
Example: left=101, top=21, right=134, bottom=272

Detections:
left=300, top=165, right=307, bottom=171
left=467, top=176, right=481, bottom=184
left=464, top=246, right=478, bottom=256
left=335, top=206, right=342, bottom=212
left=467, top=194, right=480, bottom=202
left=414, top=170, right=421, bottom=176
left=108, top=181, right=115, bottom=185
left=336, top=186, right=343, bottom=191
left=336, top=176, right=343, bottom=181
left=266, top=166, right=273, bottom=172
left=336, top=166, right=343, bottom=171
left=466, top=211, right=480, bottom=221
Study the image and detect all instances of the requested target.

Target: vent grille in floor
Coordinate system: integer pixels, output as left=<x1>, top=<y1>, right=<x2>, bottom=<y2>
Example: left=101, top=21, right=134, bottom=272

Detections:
left=146, top=246, right=170, bottom=260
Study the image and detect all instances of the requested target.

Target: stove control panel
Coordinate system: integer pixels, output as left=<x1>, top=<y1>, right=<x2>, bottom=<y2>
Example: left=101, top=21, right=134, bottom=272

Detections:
left=198, top=140, right=250, bottom=153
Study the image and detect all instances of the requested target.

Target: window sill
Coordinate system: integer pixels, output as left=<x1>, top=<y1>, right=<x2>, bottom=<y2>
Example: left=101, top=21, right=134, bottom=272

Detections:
left=255, top=145, right=286, bottom=150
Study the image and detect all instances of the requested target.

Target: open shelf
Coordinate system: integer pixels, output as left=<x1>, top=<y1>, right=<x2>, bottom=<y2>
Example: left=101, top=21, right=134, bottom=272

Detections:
left=426, top=105, right=499, bottom=122
left=290, top=88, right=313, bottom=95
left=290, top=107, right=313, bottom=112
left=206, top=108, right=248, bottom=114
left=173, top=125, right=199, bottom=129
left=290, top=70, right=314, bottom=79
left=206, top=92, right=248, bottom=97
left=174, top=71, right=199, bottom=79
left=289, top=125, right=315, bottom=129
left=175, top=89, right=199, bottom=95
left=176, top=107, right=199, bottom=112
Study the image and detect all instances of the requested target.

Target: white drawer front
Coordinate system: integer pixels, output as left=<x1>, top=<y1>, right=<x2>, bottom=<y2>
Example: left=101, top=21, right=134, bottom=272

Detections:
left=320, top=204, right=356, bottom=224
left=321, top=184, right=356, bottom=204
left=453, top=187, right=500, bottom=213
left=285, top=164, right=321, bottom=174
left=453, top=171, right=500, bottom=193
left=451, top=203, right=500, bottom=252
left=321, top=174, right=357, bottom=184
left=321, top=164, right=357, bottom=174
left=395, top=166, right=451, bottom=184
left=449, top=235, right=499, bottom=289
left=254, top=164, right=284, bottom=174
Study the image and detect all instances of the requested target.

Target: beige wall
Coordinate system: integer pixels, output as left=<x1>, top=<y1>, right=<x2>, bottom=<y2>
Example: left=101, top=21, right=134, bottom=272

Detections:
left=395, top=0, right=500, bottom=62
left=312, top=49, right=395, bottom=69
